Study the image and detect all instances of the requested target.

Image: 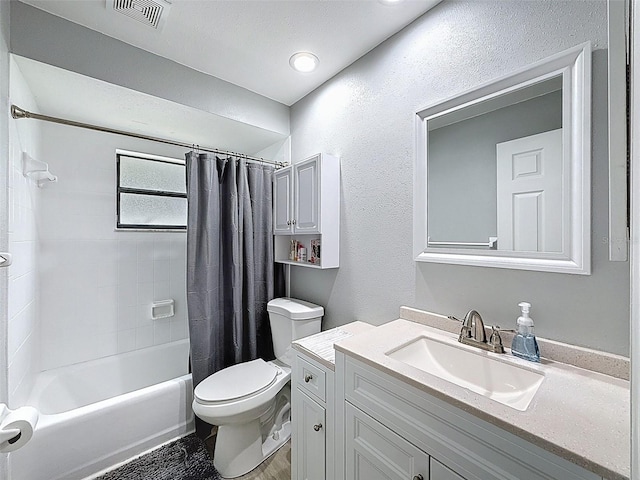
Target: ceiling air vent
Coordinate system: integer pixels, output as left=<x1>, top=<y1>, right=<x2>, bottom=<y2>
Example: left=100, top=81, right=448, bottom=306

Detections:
left=110, top=0, right=171, bottom=30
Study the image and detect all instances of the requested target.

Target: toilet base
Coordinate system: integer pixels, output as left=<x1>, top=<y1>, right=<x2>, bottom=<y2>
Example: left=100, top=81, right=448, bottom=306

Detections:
left=213, top=419, right=291, bottom=478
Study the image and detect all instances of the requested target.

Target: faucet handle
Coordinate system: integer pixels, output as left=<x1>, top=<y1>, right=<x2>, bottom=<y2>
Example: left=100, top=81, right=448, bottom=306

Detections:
left=491, top=325, right=516, bottom=335
left=449, top=315, right=474, bottom=339
left=488, top=325, right=513, bottom=354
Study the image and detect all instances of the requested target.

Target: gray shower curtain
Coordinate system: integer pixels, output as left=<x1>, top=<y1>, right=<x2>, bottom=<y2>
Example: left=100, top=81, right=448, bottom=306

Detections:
left=185, top=152, right=275, bottom=406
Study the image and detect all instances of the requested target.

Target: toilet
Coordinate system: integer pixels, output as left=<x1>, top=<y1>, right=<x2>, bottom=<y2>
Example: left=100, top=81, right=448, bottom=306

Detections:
left=192, top=297, right=324, bottom=478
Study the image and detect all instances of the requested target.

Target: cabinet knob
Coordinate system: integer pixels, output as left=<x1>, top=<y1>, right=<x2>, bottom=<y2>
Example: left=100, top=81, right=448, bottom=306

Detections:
left=292, top=219, right=296, bottom=225
left=412, top=475, right=424, bottom=480
left=287, top=220, right=291, bottom=225
left=313, top=423, right=322, bottom=432
left=304, top=373, right=313, bottom=383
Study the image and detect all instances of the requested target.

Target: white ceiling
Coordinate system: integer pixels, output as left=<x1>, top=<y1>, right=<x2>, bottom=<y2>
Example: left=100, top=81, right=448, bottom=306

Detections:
left=18, top=0, right=441, bottom=106
left=13, top=55, right=287, bottom=154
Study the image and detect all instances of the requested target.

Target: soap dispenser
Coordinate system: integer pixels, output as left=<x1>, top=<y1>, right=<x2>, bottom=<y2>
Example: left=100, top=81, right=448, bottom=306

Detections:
left=511, top=302, right=540, bottom=362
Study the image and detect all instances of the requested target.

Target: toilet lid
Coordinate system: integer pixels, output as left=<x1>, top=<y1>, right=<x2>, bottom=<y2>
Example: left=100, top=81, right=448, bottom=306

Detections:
left=194, top=359, right=278, bottom=403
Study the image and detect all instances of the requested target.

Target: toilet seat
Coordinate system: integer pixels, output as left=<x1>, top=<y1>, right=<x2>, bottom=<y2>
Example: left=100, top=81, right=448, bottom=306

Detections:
left=192, top=361, right=291, bottom=427
left=194, top=359, right=278, bottom=405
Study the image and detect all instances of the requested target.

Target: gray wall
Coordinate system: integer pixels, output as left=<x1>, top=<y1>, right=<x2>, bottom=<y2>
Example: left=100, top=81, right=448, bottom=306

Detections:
left=289, top=0, right=629, bottom=355
left=0, top=0, right=9, bottom=476
left=10, top=2, right=290, bottom=137
left=428, top=90, right=562, bottom=242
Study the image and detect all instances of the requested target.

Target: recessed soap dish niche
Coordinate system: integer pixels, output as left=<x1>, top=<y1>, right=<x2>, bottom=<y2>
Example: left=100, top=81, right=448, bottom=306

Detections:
left=22, top=153, right=57, bottom=188
left=151, top=299, right=175, bottom=320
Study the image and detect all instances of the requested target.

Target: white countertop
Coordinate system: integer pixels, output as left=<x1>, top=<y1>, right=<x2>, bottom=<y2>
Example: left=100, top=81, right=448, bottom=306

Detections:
left=335, top=319, right=630, bottom=480
left=292, top=321, right=374, bottom=371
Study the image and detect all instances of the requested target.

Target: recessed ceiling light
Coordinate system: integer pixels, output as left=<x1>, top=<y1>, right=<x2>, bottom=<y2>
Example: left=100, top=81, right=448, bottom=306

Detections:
left=289, top=52, right=319, bottom=73
left=378, top=0, right=404, bottom=4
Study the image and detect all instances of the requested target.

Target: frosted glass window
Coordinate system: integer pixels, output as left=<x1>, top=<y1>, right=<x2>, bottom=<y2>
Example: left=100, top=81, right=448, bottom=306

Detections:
left=120, top=156, right=186, bottom=193
left=117, top=152, right=187, bottom=230
left=120, top=194, right=187, bottom=227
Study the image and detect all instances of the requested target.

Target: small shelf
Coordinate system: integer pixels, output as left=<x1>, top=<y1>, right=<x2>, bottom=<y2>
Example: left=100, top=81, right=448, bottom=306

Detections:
left=22, top=152, right=57, bottom=188
left=276, top=259, right=324, bottom=269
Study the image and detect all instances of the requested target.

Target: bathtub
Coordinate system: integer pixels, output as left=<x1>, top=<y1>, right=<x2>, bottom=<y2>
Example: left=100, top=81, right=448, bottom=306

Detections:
left=9, top=339, right=194, bottom=480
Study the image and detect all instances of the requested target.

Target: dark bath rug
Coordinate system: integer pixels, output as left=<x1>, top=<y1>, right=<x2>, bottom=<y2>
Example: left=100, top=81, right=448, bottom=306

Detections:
left=97, top=434, right=221, bottom=480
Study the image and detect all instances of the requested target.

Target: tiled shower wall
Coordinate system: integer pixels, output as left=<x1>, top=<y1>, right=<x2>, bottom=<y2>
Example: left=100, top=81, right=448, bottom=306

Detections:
left=37, top=121, right=189, bottom=371
left=7, top=58, right=40, bottom=407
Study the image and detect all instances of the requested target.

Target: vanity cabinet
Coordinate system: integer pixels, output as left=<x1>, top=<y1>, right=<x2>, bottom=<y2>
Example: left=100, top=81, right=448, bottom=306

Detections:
left=273, top=153, right=340, bottom=269
left=292, top=350, right=336, bottom=480
left=338, top=353, right=603, bottom=480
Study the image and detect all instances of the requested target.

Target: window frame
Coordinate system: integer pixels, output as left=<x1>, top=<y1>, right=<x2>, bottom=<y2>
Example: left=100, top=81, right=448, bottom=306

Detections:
left=116, top=150, right=187, bottom=231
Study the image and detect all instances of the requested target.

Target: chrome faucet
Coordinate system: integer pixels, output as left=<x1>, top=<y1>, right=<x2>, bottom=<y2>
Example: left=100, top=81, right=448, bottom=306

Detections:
left=460, top=310, right=486, bottom=344
left=448, top=310, right=507, bottom=354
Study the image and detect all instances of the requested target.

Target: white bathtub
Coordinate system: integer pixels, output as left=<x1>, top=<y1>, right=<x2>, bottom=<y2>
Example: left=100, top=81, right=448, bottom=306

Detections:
left=9, top=340, right=195, bottom=480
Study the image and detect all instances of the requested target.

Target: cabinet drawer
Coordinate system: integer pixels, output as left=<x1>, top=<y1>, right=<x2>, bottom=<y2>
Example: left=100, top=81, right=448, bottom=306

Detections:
left=296, top=355, right=326, bottom=403
left=344, top=356, right=600, bottom=480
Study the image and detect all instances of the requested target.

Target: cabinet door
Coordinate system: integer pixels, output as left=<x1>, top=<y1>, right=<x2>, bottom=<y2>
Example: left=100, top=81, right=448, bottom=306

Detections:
left=294, top=156, right=320, bottom=233
left=346, top=403, right=429, bottom=480
left=294, top=389, right=326, bottom=480
left=430, top=458, right=466, bottom=480
left=274, top=167, right=293, bottom=234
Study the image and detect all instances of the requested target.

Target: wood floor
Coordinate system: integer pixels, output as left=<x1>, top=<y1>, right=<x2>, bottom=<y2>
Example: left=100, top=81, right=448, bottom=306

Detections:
left=205, top=429, right=291, bottom=480
left=236, top=441, right=291, bottom=480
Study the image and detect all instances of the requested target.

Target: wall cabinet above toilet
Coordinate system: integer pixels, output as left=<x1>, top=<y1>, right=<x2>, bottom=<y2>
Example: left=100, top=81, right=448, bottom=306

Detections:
left=273, top=153, right=340, bottom=269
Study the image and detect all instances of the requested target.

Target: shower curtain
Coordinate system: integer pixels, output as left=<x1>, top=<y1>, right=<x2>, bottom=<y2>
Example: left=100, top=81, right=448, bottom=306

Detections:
left=185, top=152, right=276, bottom=436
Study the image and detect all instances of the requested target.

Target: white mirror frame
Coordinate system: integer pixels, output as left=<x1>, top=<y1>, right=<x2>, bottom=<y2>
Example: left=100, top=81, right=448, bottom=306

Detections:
left=413, top=42, right=591, bottom=275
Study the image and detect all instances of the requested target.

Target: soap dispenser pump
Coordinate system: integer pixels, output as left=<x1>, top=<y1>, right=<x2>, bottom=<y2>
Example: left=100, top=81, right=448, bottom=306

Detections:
left=511, top=302, right=540, bottom=362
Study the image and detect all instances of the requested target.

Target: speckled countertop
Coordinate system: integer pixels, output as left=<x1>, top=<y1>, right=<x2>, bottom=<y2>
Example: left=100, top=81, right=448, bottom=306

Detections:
left=334, top=319, right=630, bottom=480
left=292, top=321, right=374, bottom=371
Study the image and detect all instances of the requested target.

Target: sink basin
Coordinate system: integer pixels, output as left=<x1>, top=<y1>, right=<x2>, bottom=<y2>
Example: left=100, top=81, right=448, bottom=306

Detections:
left=386, top=335, right=544, bottom=411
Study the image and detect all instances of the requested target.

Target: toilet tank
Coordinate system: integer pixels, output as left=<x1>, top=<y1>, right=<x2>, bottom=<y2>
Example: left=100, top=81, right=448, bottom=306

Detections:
left=267, top=297, right=324, bottom=366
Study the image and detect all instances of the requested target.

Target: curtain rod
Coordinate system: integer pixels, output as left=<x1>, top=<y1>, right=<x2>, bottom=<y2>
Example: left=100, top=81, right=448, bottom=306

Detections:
left=10, top=105, right=287, bottom=168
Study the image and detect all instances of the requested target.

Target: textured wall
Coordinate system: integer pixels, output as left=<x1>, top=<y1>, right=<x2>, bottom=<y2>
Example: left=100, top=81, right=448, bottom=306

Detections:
left=289, top=0, right=630, bottom=355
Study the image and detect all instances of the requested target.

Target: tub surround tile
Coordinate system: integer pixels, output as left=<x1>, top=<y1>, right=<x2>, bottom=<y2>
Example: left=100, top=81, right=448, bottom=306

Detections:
left=7, top=63, right=40, bottom=408
left=138, top=282, right=154, bottom=306
left=154, top=258, right=171, bottom=284
left=154, top=281, right=171, bottom=300
left=153, top=318, right=172, bottom=345
left=399, top=306, right=630, bottom=380
left=117, top=329, right=137, bottom=353
left=335, top=318, right=630, bottom=480
left=170, top=317, right=188, bottom=341
left=136, top=325, right=154, bottom=349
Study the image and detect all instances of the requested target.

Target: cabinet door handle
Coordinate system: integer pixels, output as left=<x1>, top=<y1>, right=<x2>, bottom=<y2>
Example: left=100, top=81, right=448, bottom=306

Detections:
left=313, top=423, right=322, bottom=432
left=412, top=475, right=423, bottom=480
left=304, top=374, right=313, bottom=383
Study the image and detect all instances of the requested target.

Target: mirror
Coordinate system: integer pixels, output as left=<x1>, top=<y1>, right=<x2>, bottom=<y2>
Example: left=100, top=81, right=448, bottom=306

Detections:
left=413, top=43, right=591, bottom=274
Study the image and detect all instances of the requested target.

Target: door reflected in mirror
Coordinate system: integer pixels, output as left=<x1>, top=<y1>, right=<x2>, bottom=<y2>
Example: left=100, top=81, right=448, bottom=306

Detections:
left=427, top=76, right=563, bottom=253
